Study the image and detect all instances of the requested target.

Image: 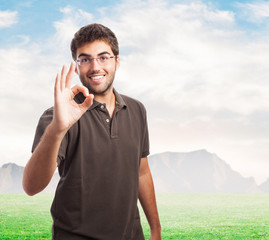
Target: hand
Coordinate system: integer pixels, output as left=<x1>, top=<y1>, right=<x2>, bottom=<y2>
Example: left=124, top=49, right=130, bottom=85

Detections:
left=51, top=62, right=94, bottom=134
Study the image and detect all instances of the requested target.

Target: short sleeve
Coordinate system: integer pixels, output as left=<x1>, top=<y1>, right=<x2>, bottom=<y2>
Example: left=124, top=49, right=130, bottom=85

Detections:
left=141, top=107, right=150, bottom=158
left=31, top=107, right=68, bottom=165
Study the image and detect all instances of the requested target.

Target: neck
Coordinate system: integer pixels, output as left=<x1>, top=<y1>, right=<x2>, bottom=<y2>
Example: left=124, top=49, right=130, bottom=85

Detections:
left=94, top=88, right=116, bottom=118
left=94, top=88, right=114, bottom=105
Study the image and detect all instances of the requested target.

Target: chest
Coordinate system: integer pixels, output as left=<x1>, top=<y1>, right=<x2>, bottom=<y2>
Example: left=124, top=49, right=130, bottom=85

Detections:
left=60, top=107, right=145, bottom=178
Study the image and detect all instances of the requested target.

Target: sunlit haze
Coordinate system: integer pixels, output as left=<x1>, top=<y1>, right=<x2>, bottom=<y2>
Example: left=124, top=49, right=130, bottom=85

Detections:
left=1, top=0, right=269, bottom=184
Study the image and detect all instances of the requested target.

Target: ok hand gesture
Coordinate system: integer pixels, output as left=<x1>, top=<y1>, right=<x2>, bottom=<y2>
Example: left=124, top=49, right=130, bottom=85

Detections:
left=51, top=62, right=94, bottom=135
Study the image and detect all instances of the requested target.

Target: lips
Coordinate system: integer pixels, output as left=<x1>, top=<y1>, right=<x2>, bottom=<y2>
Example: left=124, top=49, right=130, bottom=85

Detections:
left=89, top=74, right=105, bottom=83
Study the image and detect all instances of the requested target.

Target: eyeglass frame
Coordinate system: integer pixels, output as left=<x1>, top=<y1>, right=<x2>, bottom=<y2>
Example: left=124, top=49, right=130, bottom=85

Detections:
left=75, top=55, right=117, bottom=66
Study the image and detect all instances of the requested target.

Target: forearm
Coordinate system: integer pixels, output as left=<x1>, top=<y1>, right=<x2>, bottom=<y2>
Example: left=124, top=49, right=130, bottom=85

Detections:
left=138, top=162, right=161, bottom=236
left=23, top=63, right=93, bottom=196
left=23, top=123, right=65, bottom=196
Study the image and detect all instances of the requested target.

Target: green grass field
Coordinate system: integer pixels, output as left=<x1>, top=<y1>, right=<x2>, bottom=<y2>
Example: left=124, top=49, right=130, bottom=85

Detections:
left=1, top=193, right=269, bottom=239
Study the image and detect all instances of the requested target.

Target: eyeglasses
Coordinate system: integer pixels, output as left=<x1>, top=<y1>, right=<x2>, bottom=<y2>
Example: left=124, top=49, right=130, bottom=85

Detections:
left=76, top=55, right=116, bottom=66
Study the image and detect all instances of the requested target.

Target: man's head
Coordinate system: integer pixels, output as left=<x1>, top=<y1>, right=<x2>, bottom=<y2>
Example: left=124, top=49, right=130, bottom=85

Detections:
left=71, top=24, right=120, bottom=95
left=71, top=23, right=119, bottom=60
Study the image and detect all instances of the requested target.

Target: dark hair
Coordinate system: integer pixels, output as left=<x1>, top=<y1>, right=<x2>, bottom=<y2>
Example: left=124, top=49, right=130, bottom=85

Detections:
left=70, top=23, right=119, bottom=60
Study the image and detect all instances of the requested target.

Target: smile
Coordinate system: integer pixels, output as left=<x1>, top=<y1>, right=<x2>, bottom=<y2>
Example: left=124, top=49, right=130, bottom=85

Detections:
left=90, top=75, right=104, bottom=80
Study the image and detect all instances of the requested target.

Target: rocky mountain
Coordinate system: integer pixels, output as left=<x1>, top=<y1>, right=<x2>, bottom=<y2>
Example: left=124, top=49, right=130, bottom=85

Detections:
left=259, top=178, right=269, bottom=193
left=148, top=149, right=263, bottom=193
left=0, top=163, right=59, bottom=193
left=0, top=150, right=267, bottom=193
left=0, top=163, right=24, bottom=193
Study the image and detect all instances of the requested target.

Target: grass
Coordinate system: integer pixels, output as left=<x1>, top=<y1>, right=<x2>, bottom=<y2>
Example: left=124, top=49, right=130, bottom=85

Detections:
left=0, top=194, right=53, bottom=240
left=141, top=194, right=269, bottom=239
left=1, top=193, right=269, bottom=239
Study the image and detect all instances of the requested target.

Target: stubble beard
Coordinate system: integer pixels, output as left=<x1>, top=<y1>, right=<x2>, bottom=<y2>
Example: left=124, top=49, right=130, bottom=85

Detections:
left=80, top=71, right=115, bottom=95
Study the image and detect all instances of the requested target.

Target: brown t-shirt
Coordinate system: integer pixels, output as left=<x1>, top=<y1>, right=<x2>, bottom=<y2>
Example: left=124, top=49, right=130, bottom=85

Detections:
left=32, top=89, right=149, bottom=240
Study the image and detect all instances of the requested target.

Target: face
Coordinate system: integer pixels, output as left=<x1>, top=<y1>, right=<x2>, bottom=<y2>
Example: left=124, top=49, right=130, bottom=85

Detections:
left=75, top=40, right=120, bottom=95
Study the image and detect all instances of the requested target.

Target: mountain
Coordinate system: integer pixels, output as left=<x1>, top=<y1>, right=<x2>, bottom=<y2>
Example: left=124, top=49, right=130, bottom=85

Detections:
left=148, top=149, right=263, bottom=193
left=0, top=150, right=265, bottom=193
left=259, top=178, right=269, bottom=193
left=0, top=163, right=59, bottom=193
left=0, top=163, right=24, bottom=193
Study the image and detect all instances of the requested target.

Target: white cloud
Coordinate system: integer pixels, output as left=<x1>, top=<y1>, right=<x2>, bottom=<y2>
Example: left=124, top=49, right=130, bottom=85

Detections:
left=107, top=1, right=269, bottom=116
left=1, top=1, right=269, bottom=184
left=52, top=6, right=94, bottom=54
left=237, top=1, right=269, bottom=23
left=103, top=0, right=269, bottom=183
left=0, top=10, right=18, bottom=28
left=17, top=35, right=30, bottom=46
left=0, top=5, right=96, bottom=168
left=0, top=5, right=95, bottom=126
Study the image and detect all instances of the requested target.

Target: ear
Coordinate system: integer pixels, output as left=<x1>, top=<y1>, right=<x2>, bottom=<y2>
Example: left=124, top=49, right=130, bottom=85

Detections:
left=116, top=55, right=120, bottom=70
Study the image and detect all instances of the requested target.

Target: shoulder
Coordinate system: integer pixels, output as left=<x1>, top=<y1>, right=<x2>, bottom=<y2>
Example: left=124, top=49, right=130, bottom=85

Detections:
left=39, top=107, right=54, bottom=121
left=120, top=94, right=147, bottom=113
left=36, top=107, right=54, bottom=130
left=42, top=107, right=54, bottom=116
left=118, top=94, right=148, bottom=125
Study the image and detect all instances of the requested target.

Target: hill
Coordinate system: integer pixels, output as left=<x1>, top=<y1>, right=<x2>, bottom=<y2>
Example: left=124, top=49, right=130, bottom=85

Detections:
left=259, top=178, right=269, bottom=193
left=0, top=150, right=266, bottom=193
left=148, top=149, right=262, bottom=193
left=0, top=163, right=59, bottom=193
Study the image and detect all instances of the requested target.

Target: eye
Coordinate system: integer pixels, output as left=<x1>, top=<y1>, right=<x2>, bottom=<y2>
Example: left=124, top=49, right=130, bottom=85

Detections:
left=99, top=56, right=109, bottom=62
left=80, top=57, right=90, bottom=63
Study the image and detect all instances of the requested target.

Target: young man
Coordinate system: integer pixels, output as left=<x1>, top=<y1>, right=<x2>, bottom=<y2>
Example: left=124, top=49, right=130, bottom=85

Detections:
left=23, top=23, right=161, bottom=240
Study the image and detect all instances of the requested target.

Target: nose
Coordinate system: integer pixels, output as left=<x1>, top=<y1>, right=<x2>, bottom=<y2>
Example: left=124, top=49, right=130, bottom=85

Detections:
left=90, top=58, right=102, bottom=71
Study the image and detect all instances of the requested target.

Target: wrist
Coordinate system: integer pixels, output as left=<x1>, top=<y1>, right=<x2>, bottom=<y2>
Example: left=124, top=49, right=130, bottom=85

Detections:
left=150, top=228, right=162, bottom=240
left=46, top=122, right=67, bottom=141
left=150, top=225, right=161, bottom=236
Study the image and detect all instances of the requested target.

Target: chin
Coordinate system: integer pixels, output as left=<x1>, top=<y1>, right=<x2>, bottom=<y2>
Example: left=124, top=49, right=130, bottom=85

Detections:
left=89, top=86, right=111, bottom=95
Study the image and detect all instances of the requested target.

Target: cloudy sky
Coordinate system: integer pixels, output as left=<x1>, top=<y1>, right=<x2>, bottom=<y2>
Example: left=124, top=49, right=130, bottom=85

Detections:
left=1, top=0, right=269, bottom=184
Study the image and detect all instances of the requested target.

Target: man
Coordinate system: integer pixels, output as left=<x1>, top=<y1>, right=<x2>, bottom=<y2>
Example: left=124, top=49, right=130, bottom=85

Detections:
left=23, top=23, right=161, bottom=240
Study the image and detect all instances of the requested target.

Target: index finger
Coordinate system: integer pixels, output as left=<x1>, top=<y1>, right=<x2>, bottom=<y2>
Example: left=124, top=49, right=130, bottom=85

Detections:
left=66, top=61, right=76, bottom=88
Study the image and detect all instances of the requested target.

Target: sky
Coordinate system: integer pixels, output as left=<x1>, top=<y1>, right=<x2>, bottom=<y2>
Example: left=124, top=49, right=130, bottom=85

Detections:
left=1, top=0, right=269, bottom=184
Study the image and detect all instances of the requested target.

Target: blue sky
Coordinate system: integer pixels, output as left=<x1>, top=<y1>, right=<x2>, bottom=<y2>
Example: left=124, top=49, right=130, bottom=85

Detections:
left=1, top=0, right=269, bottom=184
left=1, top=0, right=268, bottom=46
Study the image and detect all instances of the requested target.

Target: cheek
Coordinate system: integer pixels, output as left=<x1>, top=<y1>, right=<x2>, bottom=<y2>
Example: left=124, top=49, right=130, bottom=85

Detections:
left=103, top=66, right=113, bottom=74
left=77, top=68, right=87, bottom=76
left=106, top=63, right=118, bottom=73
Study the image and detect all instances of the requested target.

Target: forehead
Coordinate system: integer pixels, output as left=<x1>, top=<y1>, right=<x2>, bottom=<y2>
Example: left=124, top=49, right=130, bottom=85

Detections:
left=76, top=40, right=113, bottom=57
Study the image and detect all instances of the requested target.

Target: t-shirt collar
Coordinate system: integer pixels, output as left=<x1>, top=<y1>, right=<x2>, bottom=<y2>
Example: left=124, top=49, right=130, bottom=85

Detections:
left=74, top=88, right=127, bottom=111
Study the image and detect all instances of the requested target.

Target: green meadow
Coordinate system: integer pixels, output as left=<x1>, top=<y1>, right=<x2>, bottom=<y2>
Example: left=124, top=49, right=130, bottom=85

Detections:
left=1, top=193, right=269, bottom=239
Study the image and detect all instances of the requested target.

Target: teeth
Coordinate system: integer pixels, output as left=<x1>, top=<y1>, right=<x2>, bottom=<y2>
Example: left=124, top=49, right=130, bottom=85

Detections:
left=91, top=76, right=103, bottom=80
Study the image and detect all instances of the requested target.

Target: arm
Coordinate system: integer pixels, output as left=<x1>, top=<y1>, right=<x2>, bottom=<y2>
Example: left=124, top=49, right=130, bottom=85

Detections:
left=22, top=62, right=94, bottom=196
left=138, top=157, right=161, bottom=240
left=22, top=124, right=63, bottom=196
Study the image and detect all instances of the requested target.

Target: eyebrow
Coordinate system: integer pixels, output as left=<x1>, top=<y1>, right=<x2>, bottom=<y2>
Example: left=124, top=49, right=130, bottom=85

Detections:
left=77, top=51, right=112, bottom=58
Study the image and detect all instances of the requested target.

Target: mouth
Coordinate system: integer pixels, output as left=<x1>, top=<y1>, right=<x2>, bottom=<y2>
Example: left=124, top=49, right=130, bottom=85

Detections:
left=88, top=74, right=105, bottom=83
